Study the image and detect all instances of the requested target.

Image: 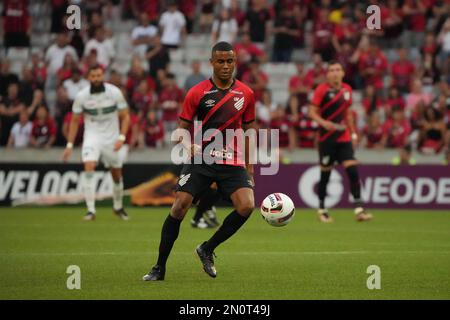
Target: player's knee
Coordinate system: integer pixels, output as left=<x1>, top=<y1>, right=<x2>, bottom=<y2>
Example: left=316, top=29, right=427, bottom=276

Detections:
left=236, top=200, right=254, bottom=217
left=171, top=199, right=191, bottom=219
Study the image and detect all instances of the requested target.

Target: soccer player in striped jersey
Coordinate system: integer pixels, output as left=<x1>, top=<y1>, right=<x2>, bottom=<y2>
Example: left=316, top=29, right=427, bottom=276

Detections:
left=309, top=61, right=373, bottom=223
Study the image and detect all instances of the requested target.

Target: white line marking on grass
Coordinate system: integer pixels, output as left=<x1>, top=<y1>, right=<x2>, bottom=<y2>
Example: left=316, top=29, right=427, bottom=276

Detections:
left=0, top=251, right=449, bottom=257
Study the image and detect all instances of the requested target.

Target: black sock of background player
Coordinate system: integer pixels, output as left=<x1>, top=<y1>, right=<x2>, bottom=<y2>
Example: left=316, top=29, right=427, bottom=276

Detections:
left=202, top=210, right=248, bottom=253
left=345, top=165, right=363, bottom=207
left=156, top=214, right=182, bottom=268
left=193, top=189, right=221, bottom=221
left=318, top=170, right=331, bottom=210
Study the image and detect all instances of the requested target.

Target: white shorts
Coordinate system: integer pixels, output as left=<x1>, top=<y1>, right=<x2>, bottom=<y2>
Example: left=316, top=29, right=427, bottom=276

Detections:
left=82, top=141, right=123, bottom=168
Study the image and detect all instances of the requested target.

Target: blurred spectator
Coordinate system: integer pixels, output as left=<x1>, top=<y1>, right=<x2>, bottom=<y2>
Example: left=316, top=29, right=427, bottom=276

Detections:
left=6, top=109, right=32, bottom=148
left=362, top=85, right=383, bottom=115
left=29, top=53, right=47, bottom=89
left=391, top=144, right=416, bottom=165
left=158, top=73, right=183, bottom=143
left=256, top=89, right=277, bottom=128
left=131, top=12, right=158, bottom=58
left=159, top=2, right=186, bottom=49
left=269, top=105, right=295, bottom=150
left=0, top=82, right=25, bottom=146
left=62, top=111, right=84, bottom=146
left=0, top=59, right=20, bottom=97
left=362, top=111, right=384, bottom=149
left=244, top=0, right=272, bottom=49
left=53, top=86, right=72, bottom=126
left=178, top=0, right=196, bottom=34
left=421, top=32, right=438, bottom=58
left=125, top=108, right=140, bottom=150
left=241, top=59, right=269, bottom=102
left=289, top=62, right=311, bottom=113
left=272, top=8, right=300, bottom=62
left=86, top=11, right=104, bottom=39
left=108, top=70, right=124, bottom=89
left=304, top=53, right=327, bottom=90
left=234, top=33, right=267, bottom=78
left=332, top=15, right=358, bottom=53
left=292, top=100, right=319, bottom=149
left=146, top=36, right=171, bottom=79
left=401, top=0, right=427, bottom=48
left=358, top=41, right=388, bottom=90
left=83, top=27, right=115, bottom=68
left=50, top=0, right=68, bottom=34
left=391, top=48, right=416, bottom=94
left=312, top=8, right=334, bottom=61
left=2, top=0, right=31, bottom=51
left=63, top=68, right=89, bottom=101
left=29, top=105, right=57, bottom=148
left=56, top=53, right=77, bottom=85
left=385, top=86, right=406, bottom=116
left=199, top=0, right=216, bottom=33
left=335, top=42, right=359, bottom=87
left=381, top=0, right=404, bottom=49
left=419, top=53, right=439, bottom=94
left=80, top=48, right=101, bottom=75
left=228, top=0, right=246, bottom=27
left=126, top=57, right=156, bottom=100
left=20, top=67, right=43, bottom=106
left=45, top=33, right=78, bottom=84
left=211, top=8, right=238, bottom=45
left=131, top=78, right=157, bottom=119
left=381, top=108, right=412, bottom=148
left=139, top=109, right=164, bottom=148
left=406, top=79, right=433, bottom=119
left=184, top=60, right=207, bottom=92
left=419, top=107, right=446, bottom=154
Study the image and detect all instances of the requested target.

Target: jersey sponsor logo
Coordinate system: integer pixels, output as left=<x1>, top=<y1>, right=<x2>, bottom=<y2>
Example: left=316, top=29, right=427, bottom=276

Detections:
left=343, top=91, right=350, bottom=101
left=204, top=89, right=219, bottom=94
left=230, top=90, right=243, bottom=95
left=178, top=174, right=191, bottom=186
left=234, top=97, right=245, bottom=111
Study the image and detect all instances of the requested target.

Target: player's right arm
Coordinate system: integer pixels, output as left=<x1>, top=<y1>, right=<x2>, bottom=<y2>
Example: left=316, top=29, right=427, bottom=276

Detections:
left=62, top=94, right=83, bottom=162
left=308, top=85, right=337, bottom=131
left=177, top=87, right=201, bottom=156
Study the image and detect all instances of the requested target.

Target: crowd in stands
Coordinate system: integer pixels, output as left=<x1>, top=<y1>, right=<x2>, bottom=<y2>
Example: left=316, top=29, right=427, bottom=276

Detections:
left=1, top=0, right=450, bottom=158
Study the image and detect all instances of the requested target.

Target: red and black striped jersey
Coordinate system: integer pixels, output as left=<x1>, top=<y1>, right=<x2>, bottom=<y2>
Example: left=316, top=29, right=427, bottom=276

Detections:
left=311, top=82, right=353, bottom=143
left=180, top=78, right=256, bottom=166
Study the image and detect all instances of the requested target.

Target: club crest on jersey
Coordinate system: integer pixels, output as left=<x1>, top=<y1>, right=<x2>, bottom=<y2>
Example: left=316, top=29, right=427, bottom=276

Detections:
left=344, top=91, right=350, bottom=101
left=234, top=96, right=245, bottom=111
left=205, top=99, right=215, bottom=107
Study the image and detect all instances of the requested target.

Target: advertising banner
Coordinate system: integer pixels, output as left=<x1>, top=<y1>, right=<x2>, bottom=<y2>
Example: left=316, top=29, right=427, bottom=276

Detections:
left=1, top=163, right=449, bottom=209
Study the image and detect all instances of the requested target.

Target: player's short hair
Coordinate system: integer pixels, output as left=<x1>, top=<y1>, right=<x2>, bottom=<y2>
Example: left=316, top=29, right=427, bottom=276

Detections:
left=327, top=60, right=343, bottom=70
left=211, top=41, right=234, bottom=57
left=87, top=64, right=104, bottom=75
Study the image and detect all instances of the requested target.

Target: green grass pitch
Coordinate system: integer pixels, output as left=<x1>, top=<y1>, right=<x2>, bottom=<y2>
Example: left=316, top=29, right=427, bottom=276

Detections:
left=0, top=207, right=449, bottom=299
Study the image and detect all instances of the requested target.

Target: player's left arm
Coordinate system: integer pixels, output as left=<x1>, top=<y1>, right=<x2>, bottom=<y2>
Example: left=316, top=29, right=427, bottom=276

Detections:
left=115, top=88, right=131, bottom=151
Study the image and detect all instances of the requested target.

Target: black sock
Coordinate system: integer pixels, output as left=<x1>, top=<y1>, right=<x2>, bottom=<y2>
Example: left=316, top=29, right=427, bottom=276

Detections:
left=193, top=188, right=221, bottom=221
left=318, top=170, right=331, bottom=209
left=346, top=165, right=363, bottom=207
left=156, top=214, right=182, bottom=268
left=202, top=210, right=248, bottom=253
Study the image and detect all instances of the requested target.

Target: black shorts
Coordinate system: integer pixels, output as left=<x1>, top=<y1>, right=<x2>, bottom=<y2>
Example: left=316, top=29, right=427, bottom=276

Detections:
left=319, top=141, right=355, bottom=166
left=176, top=163, right=253, bottom=201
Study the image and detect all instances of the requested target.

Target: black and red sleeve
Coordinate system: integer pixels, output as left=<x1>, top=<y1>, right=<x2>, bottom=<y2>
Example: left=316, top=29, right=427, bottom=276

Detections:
left=179, top=88, right=199, bottom=123
left=311, top=84, right=327, bottom=107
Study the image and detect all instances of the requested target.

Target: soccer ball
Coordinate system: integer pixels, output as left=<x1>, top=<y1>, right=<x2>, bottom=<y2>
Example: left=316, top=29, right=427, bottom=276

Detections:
left=260, top=193, right=295, bottom=227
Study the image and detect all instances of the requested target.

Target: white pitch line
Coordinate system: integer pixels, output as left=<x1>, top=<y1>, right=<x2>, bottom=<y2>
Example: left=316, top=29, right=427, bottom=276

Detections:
left=0, top=250, right=449, bottom=257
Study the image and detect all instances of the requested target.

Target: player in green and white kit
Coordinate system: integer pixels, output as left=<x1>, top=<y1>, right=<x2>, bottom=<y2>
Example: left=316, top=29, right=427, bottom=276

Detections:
left=62, top=65, right=131, bottom=221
